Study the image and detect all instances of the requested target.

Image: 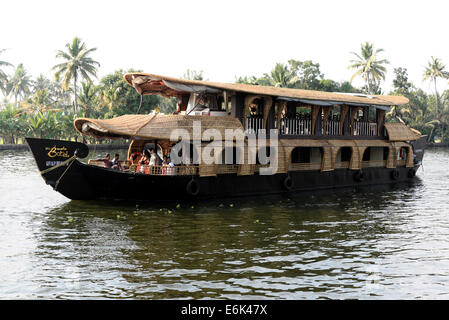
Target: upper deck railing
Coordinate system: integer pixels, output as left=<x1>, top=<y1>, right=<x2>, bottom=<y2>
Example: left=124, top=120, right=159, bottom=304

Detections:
left=353, top=120, right=377, bottom=136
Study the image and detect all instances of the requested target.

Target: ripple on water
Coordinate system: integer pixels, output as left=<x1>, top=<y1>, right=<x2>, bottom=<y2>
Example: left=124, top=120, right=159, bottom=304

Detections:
left=1, top=148, right=449, bottom=299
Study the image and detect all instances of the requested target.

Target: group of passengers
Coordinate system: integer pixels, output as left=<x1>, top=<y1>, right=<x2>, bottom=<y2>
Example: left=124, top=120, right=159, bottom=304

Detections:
left=129, top=148, right=176, bottom=175
left=95, top=147, right=184, bottom=175
left=94, top=153, right=123, bottom=170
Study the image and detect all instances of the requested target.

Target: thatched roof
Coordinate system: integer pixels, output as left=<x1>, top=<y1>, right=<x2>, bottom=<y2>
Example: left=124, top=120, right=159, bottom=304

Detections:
left=384, top=122, right=421, bottom=141
left=124, top=72, right=409, bottom=107
left=74, top=114, right=244, bottom=140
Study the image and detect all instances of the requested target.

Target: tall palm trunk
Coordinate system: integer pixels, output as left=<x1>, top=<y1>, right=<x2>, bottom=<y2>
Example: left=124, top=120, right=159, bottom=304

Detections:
left=365, top=73, right=371, bottom=94
left=434, top=78, right=439, bottom=116
left=73, top=72, right=78, bottom=113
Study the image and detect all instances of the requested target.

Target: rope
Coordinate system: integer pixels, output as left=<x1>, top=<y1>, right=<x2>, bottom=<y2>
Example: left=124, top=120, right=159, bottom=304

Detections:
left=54, top=156, right=77, bottom=190
left=137, top=94, right=143, bottom=114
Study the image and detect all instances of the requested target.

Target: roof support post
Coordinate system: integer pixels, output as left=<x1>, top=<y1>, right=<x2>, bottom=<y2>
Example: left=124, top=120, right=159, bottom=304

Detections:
left=311, top=106, right=321, bottom=136
left=339, top=105, right=349, bottom=136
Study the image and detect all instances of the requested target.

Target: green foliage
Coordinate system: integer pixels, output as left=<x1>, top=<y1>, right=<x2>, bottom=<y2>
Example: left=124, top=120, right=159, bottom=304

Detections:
left=6, top=63, right=32, bottom=105
left=422, top=56, right=449, bottom=115
left=182, top=69, right=204, bottom=80
left=0, top=49, right=13, bottom=96
left=237, top=60, right=360, bottom=93
left=52, top=37, right=100, bottom=112
left=388, top=66, right=449, bottom=142
left=393, top=67, right=412, bottom=93
left=98, top=69, right=162, bottom=116
left=348, top=42, right=389, bottom=94
left=2, top=36, right=449, bottom=145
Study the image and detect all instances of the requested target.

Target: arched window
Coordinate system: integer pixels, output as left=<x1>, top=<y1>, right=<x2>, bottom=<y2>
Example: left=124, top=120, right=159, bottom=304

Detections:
left=362, top=146, right=388, bottom=167
left=291, top=147, right=323, bottom=164
left=336, top=147, right=352, bottom=162
left=362, top=147, right=388, bottom=161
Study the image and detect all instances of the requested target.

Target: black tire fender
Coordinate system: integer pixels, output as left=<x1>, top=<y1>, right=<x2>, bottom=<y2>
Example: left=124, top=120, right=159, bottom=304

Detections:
left=283, top=175, right=294, bottom=191
left=354, top=170, right=364, bottom=182
left=186, top=179, right=200, bottom=196
left=391, top=169, right=400, bottom=180
left=408, top=168, right=416, bottom=178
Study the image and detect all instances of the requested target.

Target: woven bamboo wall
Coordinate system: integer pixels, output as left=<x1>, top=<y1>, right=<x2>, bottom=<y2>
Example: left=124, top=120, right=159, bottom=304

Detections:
left=199, top=164, right=217, bottom=177
left=321, top=147, right=333, bottom=172
left=386, top=146, right=396, bottom=168
left=384, top=123, right=420, bottom=141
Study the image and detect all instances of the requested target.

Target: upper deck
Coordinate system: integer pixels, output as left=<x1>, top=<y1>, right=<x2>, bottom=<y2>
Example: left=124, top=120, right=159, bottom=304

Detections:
left=123, top=73, right=414, bottom=141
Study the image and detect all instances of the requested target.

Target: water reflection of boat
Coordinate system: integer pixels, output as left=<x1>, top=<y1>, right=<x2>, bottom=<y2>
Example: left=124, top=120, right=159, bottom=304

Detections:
left=26, top=73, right=425, bottom=201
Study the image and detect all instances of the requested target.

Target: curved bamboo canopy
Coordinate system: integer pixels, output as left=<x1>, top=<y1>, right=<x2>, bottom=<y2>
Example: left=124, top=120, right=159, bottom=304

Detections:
left=124, top=72, right=409, bottom=107
left=74, top=114, right=244, bottom=140
left=384, top=122, right=421, bottom=141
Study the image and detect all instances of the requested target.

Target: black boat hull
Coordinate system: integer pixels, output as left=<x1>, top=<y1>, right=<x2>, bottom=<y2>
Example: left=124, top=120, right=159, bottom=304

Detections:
left=26, top=138, right=422, bottom=201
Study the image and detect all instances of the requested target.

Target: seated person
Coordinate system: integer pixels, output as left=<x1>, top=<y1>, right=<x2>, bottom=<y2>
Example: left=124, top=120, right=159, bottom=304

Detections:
left=167, top=156, right=175, bottom=168
left=164, top=156, right=176, bottom=175
left=162, top=155, right=168, bottom=166
left=111, top=153, right=122, bottom=170
left=94, top=153, right=112, bottom=168
left=137, top=150, right=150, bottom=173
left=129, top=151, right=142, bottom=164
left=139, top=150, right=150, bottom=165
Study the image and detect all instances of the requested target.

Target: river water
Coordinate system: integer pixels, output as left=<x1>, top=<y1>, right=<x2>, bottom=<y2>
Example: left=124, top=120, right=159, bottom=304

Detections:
left=0, top=147, right=448, bottom=299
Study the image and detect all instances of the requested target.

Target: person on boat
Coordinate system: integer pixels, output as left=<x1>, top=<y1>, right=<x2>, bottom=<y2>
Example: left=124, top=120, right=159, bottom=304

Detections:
left=137, top=150, right=150, bottom=173
left=111, top=153, right=122, bottom=170
left=149, top=148, right=157, bottom=166
left=249, top=103, right=258, bottom=116
left=94, top=153, right=112, bottom=168
left=128, top=151, right=142, bottom=164
left=167, top=156, right=175, bottom=175
left=161, top=155, right=168, bottom=175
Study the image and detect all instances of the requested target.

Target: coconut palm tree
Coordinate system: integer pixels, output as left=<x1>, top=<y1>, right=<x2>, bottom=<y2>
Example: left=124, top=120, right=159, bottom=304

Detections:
left=98, top=86, right=124, bottom=117
left=348, top=42, right=389, bottom=94
left=52, top=37, right=100, bottom=113
left=0, top=49, right=13, bottom=96
left=422, top=56, right=449, bottom=115
left=263, top=63, right=298, bottom=88
left=182, top=69, right=204, bottom=81
left=78, top=81, right=97, bottom=117
left=7, top=63, right=32, bottom=106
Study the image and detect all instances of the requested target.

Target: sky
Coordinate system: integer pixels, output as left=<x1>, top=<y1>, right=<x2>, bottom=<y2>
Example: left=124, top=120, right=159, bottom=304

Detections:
left=1, top=0, right=449, bottom=96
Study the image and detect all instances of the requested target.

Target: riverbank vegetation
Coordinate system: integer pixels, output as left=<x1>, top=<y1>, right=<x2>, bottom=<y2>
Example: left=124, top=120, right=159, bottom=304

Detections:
left=1, top=39, right=449, bottom=144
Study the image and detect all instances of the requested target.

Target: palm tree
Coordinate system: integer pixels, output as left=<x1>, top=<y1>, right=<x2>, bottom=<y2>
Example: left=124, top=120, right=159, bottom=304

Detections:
left=78, top=81, right=97, bottom=117
left=52, top=37, right=100, bottom=113
left=348, top=42, right=389, bottom=94
left=182, top=69, right=204, bottom=80
left=422, top=56, right=449, bottom=115
left=0, top=49, right=13, bottom=96
left=7, top=63, right=32, bottom=106
left=99, top=86, right=124, bottom=117
left=262, top=63, right=299, bottom=88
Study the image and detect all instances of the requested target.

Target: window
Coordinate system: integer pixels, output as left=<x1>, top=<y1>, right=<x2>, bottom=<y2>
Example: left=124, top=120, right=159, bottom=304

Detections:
left=362, top=147, right=388, bottom=161
left=337, top=147, right=352, bottom=162
left=291, top=147, right=322, bottom=163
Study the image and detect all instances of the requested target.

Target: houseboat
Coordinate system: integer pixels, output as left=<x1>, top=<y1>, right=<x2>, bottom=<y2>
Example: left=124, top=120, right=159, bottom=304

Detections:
left=26, top=72, right=426, bottom=201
